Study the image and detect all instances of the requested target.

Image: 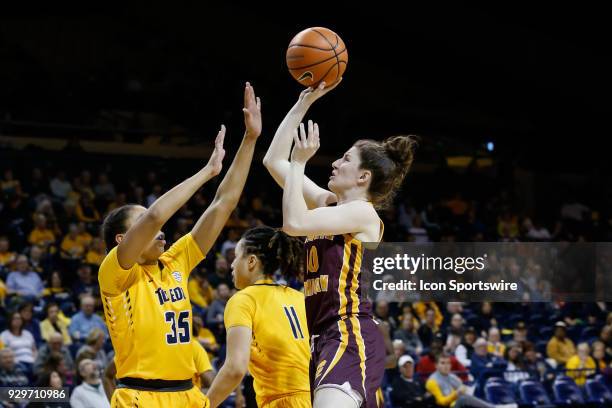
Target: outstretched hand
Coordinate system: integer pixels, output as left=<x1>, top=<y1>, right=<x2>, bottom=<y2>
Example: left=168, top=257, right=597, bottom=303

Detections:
left=205, top=125, right=226, bottom=176
left=243, top=82, right=262, bottom=139
left=291, top=120, right=320, bottom=164
left=297, top=77, right=343, bottom=107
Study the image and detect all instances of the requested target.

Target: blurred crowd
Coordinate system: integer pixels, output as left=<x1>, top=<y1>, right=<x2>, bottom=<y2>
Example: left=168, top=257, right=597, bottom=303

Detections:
left=0, top=155, right=611, bottom=407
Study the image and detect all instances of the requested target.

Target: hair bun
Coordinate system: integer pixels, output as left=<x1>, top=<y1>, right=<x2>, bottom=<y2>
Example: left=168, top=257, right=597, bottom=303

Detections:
left=382, top=135, right=419, bottom=170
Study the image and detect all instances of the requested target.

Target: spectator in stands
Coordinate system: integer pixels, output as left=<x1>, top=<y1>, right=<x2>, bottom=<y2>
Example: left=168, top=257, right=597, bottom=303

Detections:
left=28, top=244, right=48, bottom=276
left=85, top=237, right=105, bottom=266
left=68, top=295, right=107, bottom=342
left=188, top=270, right=214, bottom=310
left=19, top=301, right=42, bottom=345
left=600, top=325, right=612, bottom=361
left=93, top=173, right=116, bottom=202
left=503, top=341, right=529, bottom=383
left=76, top=222, right=93, bottom=248
left=60, top=223, right=85, bottom=260
left=455, top=327, right=477, bottom=368
left=447, top=313, right=465, bottom=338
left=470, top=338, right=499, bottom=379
left=72, top=264, right=100, bottom=300
left=192, top=315, right=219, bottom=359
left=33, top=332, right=75, bottom=377
left=393, top=339, right=407, bottom=360
left=546, top=321, right=576, bottom=367
left=49, top=171, right=72, bottom=200
left=207, top=256, right=232, bottom=289
left=76, top=328, right=109, bottom=370
left=0, top=236, right=16, bottom=269
left=75, top=193, right=100, bottom=224
left=146, top=184, right=163, bottom=206
left=376, top=300, right=398, bottom=332
left=425, top=353, right=496, bottom=408
left=0, top=312, right=37, bottom=372
left=591, top=340, right=608, bottom=371
left=413, top=301, right=443, bottom=327
left=487, top=327, right=505, bottom=358
left=38, top=351, right=74, bottom=389
left=416, top=332, right=467, bottom=381
left=106, top=191, right=127, bottom=213
left=419, top=308, right=440, bottom=348
left=6, top=255, right=44, bottom=299
left=475, top=302, right=497, bottom=336
left=42, top=271, right=73, bottom=310
left=566, top=342, right=596, bottom=386
left=206, top=282, right=231, bottom=336
left=0, top=348, right=29, bottom=387
left=40, top=302, right=72, bottom=345
left=512, top=321, right=528, bottom=347
left=70, top=359, right=109, bottom=408
left=28, top=213, right=56, bottom=248
left=1, top=169, right=23, bottom=198
left=390, top=354, right=430, bottom=408
left=394, top=312, right=423, bottom=356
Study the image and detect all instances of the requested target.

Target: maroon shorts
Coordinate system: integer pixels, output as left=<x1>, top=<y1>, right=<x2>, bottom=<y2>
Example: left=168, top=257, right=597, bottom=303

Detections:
left=311, top=316, right=385, bottom=408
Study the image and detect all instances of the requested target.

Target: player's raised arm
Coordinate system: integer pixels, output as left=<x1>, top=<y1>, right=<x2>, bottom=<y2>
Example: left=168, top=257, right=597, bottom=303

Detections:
left=206, top=326, right=252, bottom=408
left=190, top=82, right=262, bottom=256
left=115, top=128, right=225, bottom=270
left=282, top=120, right=376, bottom=237
left=262, top=80, right=341, bottom=209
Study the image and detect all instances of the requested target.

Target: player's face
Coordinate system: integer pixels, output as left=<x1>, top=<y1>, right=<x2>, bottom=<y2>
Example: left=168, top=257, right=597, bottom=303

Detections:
left=231, top=240, right=252, bottom=290
left=328, top=146, right=367, bottom=193
left=123, top=206, right=166, bottom=262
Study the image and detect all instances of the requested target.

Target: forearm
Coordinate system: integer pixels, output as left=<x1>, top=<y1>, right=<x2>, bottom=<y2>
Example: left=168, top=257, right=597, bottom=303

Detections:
left=213, top=134, right=257, bottom=207
left=282, top=162, right=309, bottom=234
left=207, top=365, right=245, bottom=408
left=263, top=103, right=310, bottom=185
left=147, top=168, right=215, bottom=224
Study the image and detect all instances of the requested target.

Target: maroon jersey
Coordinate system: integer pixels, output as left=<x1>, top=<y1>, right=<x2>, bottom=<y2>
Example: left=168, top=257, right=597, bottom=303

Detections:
left=304, top=229, right=380, bottom=335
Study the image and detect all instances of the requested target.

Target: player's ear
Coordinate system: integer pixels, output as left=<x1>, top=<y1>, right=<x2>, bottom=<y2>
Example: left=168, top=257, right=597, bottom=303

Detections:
left=247, top=254, right=258, bottom=271
left=115, top=234, right=124, bottom=244
left=358, top=170, right=371, bottom=186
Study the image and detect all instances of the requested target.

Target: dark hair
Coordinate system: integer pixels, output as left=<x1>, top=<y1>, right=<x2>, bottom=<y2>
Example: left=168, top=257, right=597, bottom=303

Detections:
left=44, top=302, right=60, bottom=316
left=18, top=301, right=34, bottom=314
left=354, top=135, right=418, bottom=209
left=102, top=204, right=139, bottom=249
left=8, top=312, right=24, bottom=335
left=435, top=352, right=452, bottom=363
left=35, top=370, right=63, bottom=388
left=241, top=226, right=303, bottom=280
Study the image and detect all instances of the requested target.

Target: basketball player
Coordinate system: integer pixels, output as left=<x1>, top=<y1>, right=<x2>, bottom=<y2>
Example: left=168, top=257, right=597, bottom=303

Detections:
left=99, top=82, right=262, bottom=408
left=103, top=340, right=214, bottom=399
left=263, top=80, right=417, bottom=408
left=207, top=226, right=310, bottom=408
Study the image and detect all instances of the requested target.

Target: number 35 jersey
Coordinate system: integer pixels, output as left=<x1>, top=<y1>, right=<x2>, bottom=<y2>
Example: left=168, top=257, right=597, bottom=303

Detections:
left=99, top=233, right=203, bottom=380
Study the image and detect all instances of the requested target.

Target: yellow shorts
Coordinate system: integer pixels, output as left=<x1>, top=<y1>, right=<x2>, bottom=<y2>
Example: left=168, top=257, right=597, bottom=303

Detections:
left=111, top=386, right=209, bottom=408
left=259, top=391, right=311, bottom=408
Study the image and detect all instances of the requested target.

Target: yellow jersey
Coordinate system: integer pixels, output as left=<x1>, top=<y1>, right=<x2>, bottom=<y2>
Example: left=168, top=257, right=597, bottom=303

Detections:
left=99, top=233, right=203, bottom=380
left=224, top=279, right=310, bottom=404
left=192, top=340, right=213, bottom=389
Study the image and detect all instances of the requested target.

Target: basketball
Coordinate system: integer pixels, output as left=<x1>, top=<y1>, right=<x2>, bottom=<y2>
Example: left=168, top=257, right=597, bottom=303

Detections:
left=286, top=27, right=348, bottom=88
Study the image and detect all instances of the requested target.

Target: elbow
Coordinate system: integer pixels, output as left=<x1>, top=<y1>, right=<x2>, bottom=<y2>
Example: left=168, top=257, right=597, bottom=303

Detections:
left=262, top=156, right=274, bottom=171
left=144, top=207, right=164, bottom=225
left=224, top=362, right=248, bottom=380
left=282, top=220, right=301, bottom=237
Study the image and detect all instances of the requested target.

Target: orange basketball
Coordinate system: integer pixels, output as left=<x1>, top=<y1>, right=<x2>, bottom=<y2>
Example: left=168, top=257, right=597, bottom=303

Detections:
left=286, top=27, right=348, bottom=88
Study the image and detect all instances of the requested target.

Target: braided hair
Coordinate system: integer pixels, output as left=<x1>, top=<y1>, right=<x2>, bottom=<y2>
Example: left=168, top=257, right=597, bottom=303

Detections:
left=241, top=226, right=303, bottom=280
